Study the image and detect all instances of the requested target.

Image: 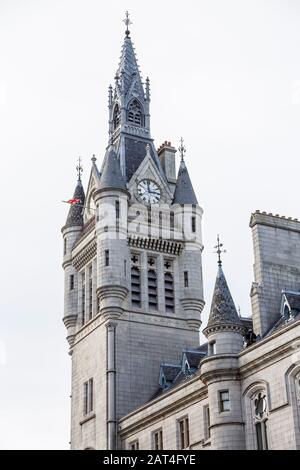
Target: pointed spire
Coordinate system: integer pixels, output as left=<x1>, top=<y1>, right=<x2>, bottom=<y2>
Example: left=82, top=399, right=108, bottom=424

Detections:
left=116, top=14, right=144, bottom=99
left=204, top=266, right=242, bottom=333
left=65, top=167, right=85, bottom=229
left=99, top=149, right=127, bottom=191
left=172, top=142, right=198, bottom=204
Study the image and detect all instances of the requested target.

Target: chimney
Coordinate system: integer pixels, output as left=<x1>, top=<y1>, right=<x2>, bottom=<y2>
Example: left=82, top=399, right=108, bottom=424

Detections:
left=157, top=141, right=176, bottom=190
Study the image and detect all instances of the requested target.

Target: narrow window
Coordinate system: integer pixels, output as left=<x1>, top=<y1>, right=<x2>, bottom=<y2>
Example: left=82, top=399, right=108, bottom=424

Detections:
left=254, top=392, right=268, bottom=450
left=81, top=273, right=86, bottom=326
left=204, top=405, right=211, bottom=439
left=129, top=440, right=139, bottom=450
left=153, top=429, right=163, bottom=450
left=88, top=378, right=93, bottom=413
left=124, top=259, right=127, bottom=277
left=70, top=274, right=74, bottom=291
left=89, top=266, right=93, bottom=320
left=184, top=271, right=189, bottom=287
left=191, top=216, right=196, bottom=233
left=209, top=340, right=216, bottom=355
left=105, top=250, right=109, bottom=267
left=83, top=381, right=88, bottom=415
left=178, top=417, right=189, bottom=449
left=113, top=104, right=120, bottom=129
left=148, top=268, right=158, bottom=310
left=97, top=295, right=100, bottom=314
left=170, top=211, right=174, bottom=230
left=96, top=204, right=99, bottom=222
left=64, top=238, right=67, bottom=255
left=131, top=266, right=141, bottom=307
left=164, top=260, right=174, bottom=313
left=83, top=378, right=94, bottom=415
left=115, top=200, right=120, bottom=219
left=219, top=390, right=230, bottom=412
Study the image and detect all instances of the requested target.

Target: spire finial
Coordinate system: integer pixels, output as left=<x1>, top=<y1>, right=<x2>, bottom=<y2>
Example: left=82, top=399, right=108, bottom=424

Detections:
left=91, top=154, right=97, bottom=163
left=178, top=137, right=186, bottom=162
left=76, top=157, right=83, bottom=181
left=123, top=11, right=132, bottom=37
left=214, top=234, right=226, bottom=267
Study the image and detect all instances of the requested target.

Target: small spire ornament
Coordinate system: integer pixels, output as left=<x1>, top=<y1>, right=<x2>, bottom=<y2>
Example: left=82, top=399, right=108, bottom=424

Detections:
left=178, top=137, right=186, bottom=162
left=76, top=157, right=83, bottom=181
left=214, top=235, right=226, bottom=267
left=123, top=11, right=132, bottom=37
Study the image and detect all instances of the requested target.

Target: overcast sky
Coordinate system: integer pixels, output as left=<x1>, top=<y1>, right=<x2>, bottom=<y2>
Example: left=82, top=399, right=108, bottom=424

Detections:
left=1, top=0, right=300, bottom=449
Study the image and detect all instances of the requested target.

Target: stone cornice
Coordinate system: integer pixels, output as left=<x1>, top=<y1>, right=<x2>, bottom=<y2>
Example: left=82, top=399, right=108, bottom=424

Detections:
left=128, top=235, right=182, bottom=255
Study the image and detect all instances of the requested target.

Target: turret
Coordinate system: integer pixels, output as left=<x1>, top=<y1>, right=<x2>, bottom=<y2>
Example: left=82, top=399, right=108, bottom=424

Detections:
left=172, top=140, right=204, bottom=330
left=94, top=148, right=130, bottom=320
left=62, top=167, right=85, bottom=349
left=200, top=240, right=246, bottom=450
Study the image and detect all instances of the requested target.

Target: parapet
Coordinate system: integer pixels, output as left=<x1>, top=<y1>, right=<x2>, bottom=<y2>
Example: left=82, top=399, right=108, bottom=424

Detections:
left=250, top=210, right=300, bottom=233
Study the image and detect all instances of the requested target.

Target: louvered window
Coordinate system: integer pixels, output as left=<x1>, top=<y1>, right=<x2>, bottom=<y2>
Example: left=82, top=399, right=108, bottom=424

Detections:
left=164, top=259, right=174, bottom=313
left=131, top=253, right=141, bottom=308
left=127, top=99, right=144, bottom=126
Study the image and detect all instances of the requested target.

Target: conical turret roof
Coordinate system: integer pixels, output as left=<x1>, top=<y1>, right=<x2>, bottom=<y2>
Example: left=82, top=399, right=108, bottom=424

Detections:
left=172, top=160, right=198, bottom=205
left=65, top=179, right=85, bottom=228
left=205, top=267, right=242, bottom=330
left=99, top=149, right=127, bottom=191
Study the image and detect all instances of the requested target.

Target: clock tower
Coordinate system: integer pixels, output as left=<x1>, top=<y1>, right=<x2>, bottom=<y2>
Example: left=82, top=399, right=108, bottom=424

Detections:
left=62, top=15, right=205, bottom=450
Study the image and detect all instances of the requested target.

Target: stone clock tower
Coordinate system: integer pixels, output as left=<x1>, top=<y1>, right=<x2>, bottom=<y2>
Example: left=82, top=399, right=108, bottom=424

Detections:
left=62, top=16, right=204, bottom=450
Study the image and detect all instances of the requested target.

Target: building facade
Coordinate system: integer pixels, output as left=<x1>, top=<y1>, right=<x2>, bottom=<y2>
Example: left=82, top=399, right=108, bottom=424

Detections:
left=62, top=20, right=300, bottom=450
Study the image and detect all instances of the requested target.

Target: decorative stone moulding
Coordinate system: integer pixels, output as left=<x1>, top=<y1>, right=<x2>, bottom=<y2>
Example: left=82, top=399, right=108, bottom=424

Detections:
left=73, top=239, right=97, bottom=270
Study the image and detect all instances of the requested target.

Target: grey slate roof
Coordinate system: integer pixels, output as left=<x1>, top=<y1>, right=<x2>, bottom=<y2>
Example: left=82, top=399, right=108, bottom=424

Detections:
left=172, top=160, right=198, bottom=205
left=65, top=179, right=85, bottom=228
left=124, top=137, right=163, bottom=182
left=206, top=267, right=242, bottom=329
left=161, top=364, right=181, bottom=383
left=184, top=350, right=206, bottom=369
left=99, top=149, right=127, bottom=191
left=117, top=35, right=144, bottom=99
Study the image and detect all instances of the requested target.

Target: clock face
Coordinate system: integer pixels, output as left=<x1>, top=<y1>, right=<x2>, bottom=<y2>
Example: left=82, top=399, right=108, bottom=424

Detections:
left=137, top=179, right=161, bottom=204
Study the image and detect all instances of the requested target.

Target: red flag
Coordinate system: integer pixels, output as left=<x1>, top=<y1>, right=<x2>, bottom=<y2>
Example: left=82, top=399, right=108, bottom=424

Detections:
left=66, top=198, right=81, bottom=205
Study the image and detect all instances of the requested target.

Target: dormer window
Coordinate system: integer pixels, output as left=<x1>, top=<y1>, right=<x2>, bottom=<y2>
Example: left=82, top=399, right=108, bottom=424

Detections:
left=127, top=99, right=144, bottom=126
left=113, top=104, right=120, bottom=129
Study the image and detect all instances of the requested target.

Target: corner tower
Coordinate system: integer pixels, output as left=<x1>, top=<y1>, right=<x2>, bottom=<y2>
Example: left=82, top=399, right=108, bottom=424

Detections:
left=62, top=15, right=205, bottom=450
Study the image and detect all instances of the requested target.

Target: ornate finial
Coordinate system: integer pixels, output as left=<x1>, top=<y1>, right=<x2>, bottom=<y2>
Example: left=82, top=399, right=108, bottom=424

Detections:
left=214, top=234, right=226, bottom=267
left=178, top=137, right=186, bottom=162
left=145, top=77, right=150, bottom=101
left=108, top=85, right=113, bottom=107
left=123, top=11, right=132, bottom=37
left=76, top=157, right=83, bottom=181
left=91, top=154, right=97, bottom=163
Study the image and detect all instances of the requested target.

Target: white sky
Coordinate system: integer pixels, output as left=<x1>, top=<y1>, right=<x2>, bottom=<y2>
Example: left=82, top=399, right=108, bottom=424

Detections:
left=0, top=0, right=300, bottom=449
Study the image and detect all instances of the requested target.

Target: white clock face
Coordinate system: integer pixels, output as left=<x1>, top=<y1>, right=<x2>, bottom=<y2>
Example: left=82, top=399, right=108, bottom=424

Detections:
left=137, top=179, right=161, bottom=204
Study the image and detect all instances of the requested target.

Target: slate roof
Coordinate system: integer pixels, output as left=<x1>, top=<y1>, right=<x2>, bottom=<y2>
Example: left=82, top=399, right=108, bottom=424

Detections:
left=116, top=35, right=145, bottom=99
left=184, top=350, right=206, bottom=369
left=205, top=267, right=242, bottom=330
left=161, top=364, right=181, bottom=382
left=172, top=160, right=198, bottom=205
left=123, top=137, right=166, bottom=183
left=64, top=179, right=85, bottom=228
left=99, top=149, right=127, bottom=191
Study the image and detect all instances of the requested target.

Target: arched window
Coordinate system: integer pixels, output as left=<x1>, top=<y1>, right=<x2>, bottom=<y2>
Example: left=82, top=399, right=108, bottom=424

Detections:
left=113, top=104, right=120, bottom=129
left=127, top=99, right=144, bottom=126
left=253, top=392, right=268, bottom=450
